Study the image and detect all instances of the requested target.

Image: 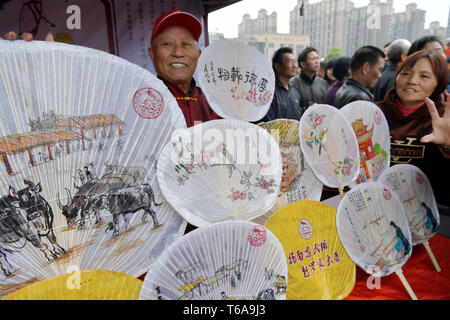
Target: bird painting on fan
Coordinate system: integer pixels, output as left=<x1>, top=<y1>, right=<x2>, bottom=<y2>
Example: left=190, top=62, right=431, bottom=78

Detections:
left=0, top=180, right=65, bottom=275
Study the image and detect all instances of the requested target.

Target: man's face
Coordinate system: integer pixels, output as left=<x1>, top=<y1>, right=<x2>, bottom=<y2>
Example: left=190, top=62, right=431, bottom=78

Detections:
left=365, top=56, right=385, bottom=88
left=301, top=50, right=320, bottom=73
left=149, top=25, right=201, bottom=88
left=276, top=53, right=298, bottom=78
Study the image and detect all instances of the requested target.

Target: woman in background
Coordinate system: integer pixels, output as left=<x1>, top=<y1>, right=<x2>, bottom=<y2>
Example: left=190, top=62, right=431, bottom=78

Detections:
left=376, top=50, right=450, bottom=207
left=324, top=56, right=351, bottom=107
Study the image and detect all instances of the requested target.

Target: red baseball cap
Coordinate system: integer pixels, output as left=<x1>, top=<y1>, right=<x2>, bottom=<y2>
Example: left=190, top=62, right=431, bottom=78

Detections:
left=151, top=9, right=202, bottom=43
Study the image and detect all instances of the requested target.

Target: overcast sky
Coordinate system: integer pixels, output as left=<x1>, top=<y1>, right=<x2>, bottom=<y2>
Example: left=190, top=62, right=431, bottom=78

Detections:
left=209, top=0, right=449, bottom=38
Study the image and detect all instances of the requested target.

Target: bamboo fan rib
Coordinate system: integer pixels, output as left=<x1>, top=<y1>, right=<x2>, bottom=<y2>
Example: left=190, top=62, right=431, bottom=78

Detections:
left=379, top=164, right=441, bottom=272
left=253, top=119, right=322, bottom=225
left=197, top=41, right=275, bottom=122
left=265, top=200, right=355, bottom=300
left=139, top=220, right=288, bottom=300
left=157, top=119, right=282, bottom=227
left=3, top=270, right=142, bottom=300
left=299, top=104, right=360, bottom=190
left=340, top=101, right=390, bottom=185
left=0, top=40, right=186, bottom=298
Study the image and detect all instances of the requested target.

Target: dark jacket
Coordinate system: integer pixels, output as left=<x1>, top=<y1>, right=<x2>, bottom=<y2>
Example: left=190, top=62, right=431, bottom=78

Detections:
left=373, top=63, right=397, bottom=102
left=261, top=77, right=302, bottom=122
left=334, top=78, right=374, bottom=109
left=377, top=90, right=450, bottom=207
left=289, top=71, right=328, bottom=112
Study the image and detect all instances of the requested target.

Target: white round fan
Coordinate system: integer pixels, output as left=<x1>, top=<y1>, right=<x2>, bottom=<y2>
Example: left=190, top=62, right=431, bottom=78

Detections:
left=253, top=119, right=322, bottom=225
left=340, top=100, right=390, bottom=185
left=299, top=104, right=360, bottom=196
left=157, top=119, right=282, bottom=227
left=139, top=220, right=288, bottom=300
left=0, top=40, right=187, bottom=298
left=379, top=164, right=441, bottom=272
left=197, top=40, right=275, bottom=122
left=337, top=182, right=417, bottom=299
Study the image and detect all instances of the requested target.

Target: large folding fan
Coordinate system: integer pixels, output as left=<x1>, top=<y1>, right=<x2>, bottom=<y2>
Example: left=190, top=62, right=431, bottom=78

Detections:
left=253, top=119, right=322, bottom=225
left=139, top=220, right=288, bottom=300
left=379, top=164, right=441, bottom=272
left=197, top=40, right=275, bottom=122
left=0, top=40, right=187, bottom=298
left=157, top=119, right=282, bottom=227
left=264, top=200, right=355, bottom=300
left=340, top=100, right=390, bottom=185
left=299, top=104, right=360, bottom=197
left=337, top=182, right=417, bottom=299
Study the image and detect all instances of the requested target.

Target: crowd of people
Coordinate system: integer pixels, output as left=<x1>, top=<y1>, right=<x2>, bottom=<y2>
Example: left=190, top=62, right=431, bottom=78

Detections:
left=2, top=9, right=449, bottom=211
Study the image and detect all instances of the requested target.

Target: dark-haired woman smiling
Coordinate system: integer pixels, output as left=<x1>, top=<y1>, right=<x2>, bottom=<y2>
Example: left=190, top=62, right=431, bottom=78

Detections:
left=377, top=50, right=450, bottom=208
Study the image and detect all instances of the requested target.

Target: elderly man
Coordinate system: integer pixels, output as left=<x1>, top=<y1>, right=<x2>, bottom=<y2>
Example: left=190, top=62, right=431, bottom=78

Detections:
left=374, top=39, right=411, bottom=102
left=334, top=45, right=385, bottom=109
left=148, top=9, right=221, bottom=128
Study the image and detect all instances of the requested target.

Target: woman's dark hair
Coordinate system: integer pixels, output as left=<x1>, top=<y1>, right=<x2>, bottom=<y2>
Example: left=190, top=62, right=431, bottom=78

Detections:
left=333, top=56, right=351, bottom=82
left=407, top=36, right=444, bottom=56
left=323, top=58, right=337, bottom=83
left=394, top=50, right=448, bottom=108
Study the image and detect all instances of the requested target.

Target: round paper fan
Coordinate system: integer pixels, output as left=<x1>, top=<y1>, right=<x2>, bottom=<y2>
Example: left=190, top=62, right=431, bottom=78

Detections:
left=252, top=119, right=322, bottom=225
left=157, top=119, right=282, bottom=227
left=379, top=164, right=441, bottom=272
left=0, top=40, right=187, bottom=298
left=340, top=100, right=390, bottom=184
left=197, top=40, right=275, bottom=122
left=299, top=104, right=360, bottom=194
left=3, top=270, right=142, bottom=300
left=337, top=182, right=417, bottom=299
left=264, top=200, right=355, bottom=300
left=139, top=220, right=288, bottom=300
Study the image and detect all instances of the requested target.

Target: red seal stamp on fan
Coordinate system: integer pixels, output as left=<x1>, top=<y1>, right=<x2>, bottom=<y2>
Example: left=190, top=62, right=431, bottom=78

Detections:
left=374, top=110, right=382, bottom=125
left=383, top=188, right=392, bottom=200
left=133, top=88, right=164, bottom=119
left=248, top=225, right=266, bottom=247
left=416, top=172, right=424, bottom=184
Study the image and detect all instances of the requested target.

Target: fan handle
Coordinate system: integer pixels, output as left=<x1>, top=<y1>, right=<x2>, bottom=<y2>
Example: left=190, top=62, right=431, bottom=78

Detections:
left=423, top=241, right=441, bottom=272
left=395, top=269, right=418, bottom=300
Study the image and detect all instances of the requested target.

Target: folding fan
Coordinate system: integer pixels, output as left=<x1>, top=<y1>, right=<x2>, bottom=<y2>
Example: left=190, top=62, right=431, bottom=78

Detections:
left=264, top=200, right=355, bottom=300
left=252, top=119, right=322, bottom=225
left=340, top=100, right=390, bottom=185
left=379, top=164, right=441, bottom=272
left=139, top=220, right=288, bottom=300
left=0, top=40, right=187, bottom=298
left=157, top=119, right=282, bottom=227
left=299, top=104, right=360, bottom=197
left=197, top=40, right=275, bottom=122
left=337, top=182, right=417, bottom=300
left=3, top=270, right=142, bottom=300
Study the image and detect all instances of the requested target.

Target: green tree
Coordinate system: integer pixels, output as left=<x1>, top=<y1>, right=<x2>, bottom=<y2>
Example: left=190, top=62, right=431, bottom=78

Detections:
left=326, top=47, right=342, bottom=60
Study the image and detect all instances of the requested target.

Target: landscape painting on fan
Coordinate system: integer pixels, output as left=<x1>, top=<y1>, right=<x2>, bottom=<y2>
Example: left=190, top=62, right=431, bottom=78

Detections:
left=156, top=260, right=286, bottom=300
left=0, top=111, right=163, bottom=280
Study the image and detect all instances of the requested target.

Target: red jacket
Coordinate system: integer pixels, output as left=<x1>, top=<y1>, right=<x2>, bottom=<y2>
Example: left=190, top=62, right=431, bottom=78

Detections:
left=163, top=80, right=221, bottom=128
left=377, top=90, right=450, bottom=207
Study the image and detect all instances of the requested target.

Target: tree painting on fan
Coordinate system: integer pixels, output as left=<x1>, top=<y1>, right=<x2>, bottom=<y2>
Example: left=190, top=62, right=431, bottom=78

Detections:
left=0, top=180, right=65, bottom=276
left=172, top=139, right=278, bottom=201
left=58, top=163, right=161, bottom=237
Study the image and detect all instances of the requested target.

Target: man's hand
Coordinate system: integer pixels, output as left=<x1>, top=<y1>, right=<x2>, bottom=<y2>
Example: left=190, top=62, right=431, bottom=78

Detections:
left=1, top=31, right=54, bottom=41
left=421, top=93, right=450, bottom=147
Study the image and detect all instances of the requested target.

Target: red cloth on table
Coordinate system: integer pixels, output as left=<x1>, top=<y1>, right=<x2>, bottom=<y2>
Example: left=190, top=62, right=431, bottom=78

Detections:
left=345, top=234, right=450, bottom=300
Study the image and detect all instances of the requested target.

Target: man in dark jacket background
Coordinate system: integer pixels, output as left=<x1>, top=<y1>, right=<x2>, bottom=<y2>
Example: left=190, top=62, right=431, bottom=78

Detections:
left=261, top=47, right=302, bottom=122
left=334, top=45, right=385, bottom=109
left=289, top=47, right=328, bottom=113
left=373, top=39, right=411, bottom=102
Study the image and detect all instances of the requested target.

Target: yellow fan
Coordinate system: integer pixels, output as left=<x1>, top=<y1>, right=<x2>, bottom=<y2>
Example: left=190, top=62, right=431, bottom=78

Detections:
left=264, top=200, right=355, bottom=300
left=3, top=270, right=142, bottom=300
